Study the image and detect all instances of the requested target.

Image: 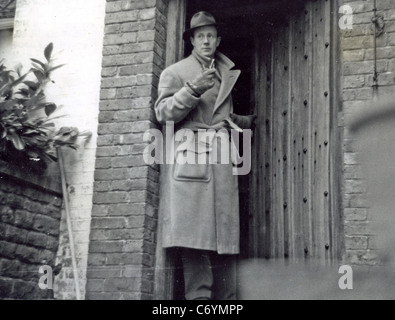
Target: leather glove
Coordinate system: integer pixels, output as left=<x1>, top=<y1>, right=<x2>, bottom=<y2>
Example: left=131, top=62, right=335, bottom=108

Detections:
left=229, top=113, right=257, bottom=130
left=188, top=69, right=216, bottom=96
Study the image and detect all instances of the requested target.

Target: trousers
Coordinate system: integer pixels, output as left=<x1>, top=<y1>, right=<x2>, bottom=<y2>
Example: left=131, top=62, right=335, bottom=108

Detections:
left=180, top=248, right=237, bottom=300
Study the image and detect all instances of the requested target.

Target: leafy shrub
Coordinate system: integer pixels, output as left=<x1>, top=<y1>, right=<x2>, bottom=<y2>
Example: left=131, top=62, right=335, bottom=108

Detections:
left=0, top=43, right=81, bottom=170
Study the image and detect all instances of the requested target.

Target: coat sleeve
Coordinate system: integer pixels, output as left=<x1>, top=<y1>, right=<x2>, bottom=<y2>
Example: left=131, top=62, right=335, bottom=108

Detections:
left=154, top=68, right=200, bottom=124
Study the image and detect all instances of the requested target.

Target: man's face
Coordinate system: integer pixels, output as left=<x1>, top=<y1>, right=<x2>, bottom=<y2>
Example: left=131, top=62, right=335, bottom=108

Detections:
left=190, top=26, right=221, bottom=59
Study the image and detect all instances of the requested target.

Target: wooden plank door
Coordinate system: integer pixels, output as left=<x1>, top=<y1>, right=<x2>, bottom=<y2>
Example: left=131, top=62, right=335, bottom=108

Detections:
left=250, top=0, right=343, bottom=264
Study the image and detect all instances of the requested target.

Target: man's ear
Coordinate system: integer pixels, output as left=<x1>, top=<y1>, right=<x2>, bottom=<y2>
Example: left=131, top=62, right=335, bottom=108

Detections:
left=190, top=36, right=195, bottom=47
left=216, top=36, right=222, bottom=48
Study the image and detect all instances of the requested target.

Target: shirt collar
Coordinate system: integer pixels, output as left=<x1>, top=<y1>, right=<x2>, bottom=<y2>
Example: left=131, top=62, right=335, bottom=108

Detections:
left=192, top=50, right=236, bottom=71
left=192, top=49, right=214, bottom=69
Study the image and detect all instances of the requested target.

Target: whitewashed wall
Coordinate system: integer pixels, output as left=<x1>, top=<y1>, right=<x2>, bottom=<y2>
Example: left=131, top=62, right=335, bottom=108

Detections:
left=11, top=0, right=106, bottom=299
left=0, top=28, right=14, bottom=64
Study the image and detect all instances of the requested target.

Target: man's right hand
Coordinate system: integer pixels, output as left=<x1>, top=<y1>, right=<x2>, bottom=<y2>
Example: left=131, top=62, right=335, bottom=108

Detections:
left=189, top=69, right=216, bottom=96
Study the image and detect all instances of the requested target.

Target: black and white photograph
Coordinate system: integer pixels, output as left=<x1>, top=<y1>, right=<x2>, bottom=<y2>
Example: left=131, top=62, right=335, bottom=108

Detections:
left=1, top=0, right=395, bottom=306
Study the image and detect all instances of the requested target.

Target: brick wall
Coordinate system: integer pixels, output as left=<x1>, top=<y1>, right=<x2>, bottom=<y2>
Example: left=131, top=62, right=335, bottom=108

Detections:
left=340, top=0, right=395, bottom=267
left=0, top=28, right=13, bottom=64
left=10, top=0, right=106, bottom=299
left=0, top=160, right=62, bottom=299
left=86, top=0, right=168, bottom=300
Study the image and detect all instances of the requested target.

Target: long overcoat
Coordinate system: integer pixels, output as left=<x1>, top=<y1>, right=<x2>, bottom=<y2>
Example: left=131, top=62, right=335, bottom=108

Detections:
left=154, top=51, right=241, bottom=254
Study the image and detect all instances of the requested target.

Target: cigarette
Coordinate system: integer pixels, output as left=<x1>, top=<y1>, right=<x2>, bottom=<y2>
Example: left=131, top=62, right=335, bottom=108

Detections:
left=210, top=59, right=215, bottom=69
left=225, top=118, right=243, bottom=133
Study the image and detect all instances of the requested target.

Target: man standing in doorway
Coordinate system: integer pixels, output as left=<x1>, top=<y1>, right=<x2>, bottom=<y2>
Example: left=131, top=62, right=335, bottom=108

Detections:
left=155, top=11, right=255, bottom=300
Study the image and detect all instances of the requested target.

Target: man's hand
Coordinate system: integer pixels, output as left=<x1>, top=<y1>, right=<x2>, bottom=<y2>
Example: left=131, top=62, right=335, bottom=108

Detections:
left=229, top=114, right=257, bottom=130
left=189, top=69, right=216, bottom=96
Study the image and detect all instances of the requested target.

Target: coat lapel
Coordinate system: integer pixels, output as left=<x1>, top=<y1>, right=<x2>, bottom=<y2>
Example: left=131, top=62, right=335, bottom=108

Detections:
left=212, top=52, right=240, bottom=115
left=213, top=70, right=240, bottom=114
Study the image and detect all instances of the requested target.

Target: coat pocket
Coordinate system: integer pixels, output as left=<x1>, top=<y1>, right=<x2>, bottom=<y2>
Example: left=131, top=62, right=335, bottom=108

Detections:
left=173, top=149, right=211, bottom=182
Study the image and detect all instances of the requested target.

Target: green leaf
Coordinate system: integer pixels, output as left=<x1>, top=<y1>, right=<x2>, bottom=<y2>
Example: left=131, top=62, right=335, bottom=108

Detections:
left=47, top=64, right=65, bottom=73
left=5, top=72, right=29, bottom=93
left=0, top=71, right=10, bottom=88
left=0, top=123, right=6, bottom=139
left=30, top=58, right=47, bottom=70
left=0, top=100, right=17, bottom=111
left=40, top=122, right=55, bottom=128
left=17, top=88, right=30, bottom=97
left=44, top=43, right=54, bottom=62
left=44, top=114, right=65, bottom=122
left=44, top=103, right=57, bottom=116
left=53, top=127, right=79, bottom=143
left=0, top=89, right=12, bottom=100
left=24, top=95, right=42, bottom=109
left=8, top=131, right=25, bottom=151
left=33, top=70, right=44, bottom=83
left=22, top=129, right=41, bottom=135
left=23, top=81, right=39, bottom=91
left=14, top=64, right=23, bottom=77
left=27, top=150, right=40, bottom=159
left=31, top=64, right=45, bottom=74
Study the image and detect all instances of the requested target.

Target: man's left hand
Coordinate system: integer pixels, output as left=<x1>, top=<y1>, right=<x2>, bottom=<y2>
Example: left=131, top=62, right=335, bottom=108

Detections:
left=229, top=114, right=257, bottom=130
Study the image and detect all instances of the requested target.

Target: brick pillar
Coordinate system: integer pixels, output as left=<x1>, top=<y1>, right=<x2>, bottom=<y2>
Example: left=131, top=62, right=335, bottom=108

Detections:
left=86, top=0, right=168, bottom=300
left=340, top=0, right=377, bottom=266
left=340, top=0, right=395, bottom=266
